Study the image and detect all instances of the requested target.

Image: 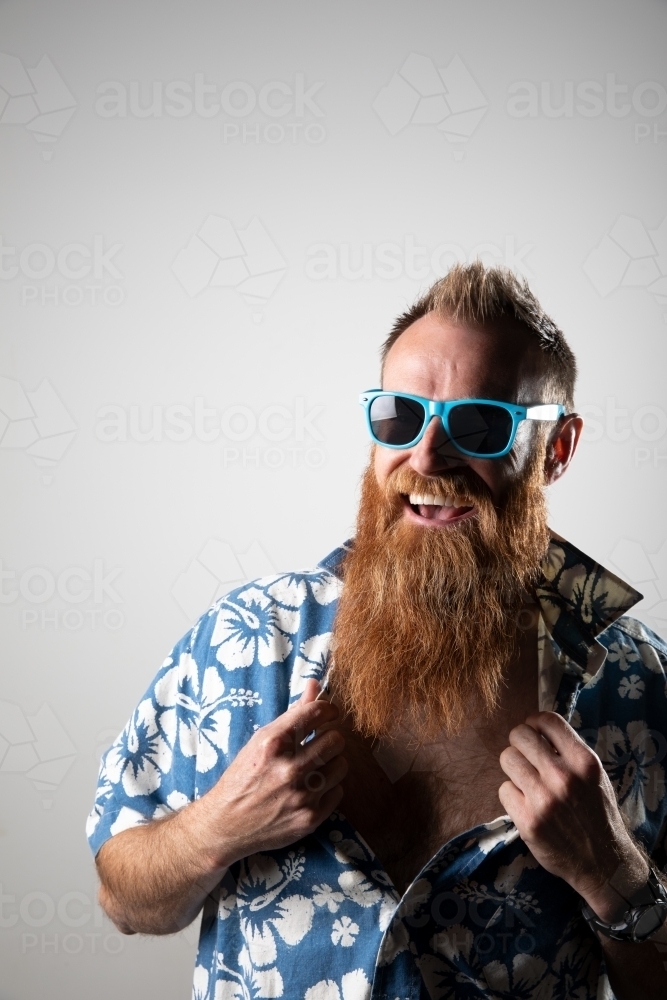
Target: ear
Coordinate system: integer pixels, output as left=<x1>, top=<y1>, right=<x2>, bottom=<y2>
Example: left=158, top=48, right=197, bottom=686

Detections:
left=543, top=413, right=584, bottom=485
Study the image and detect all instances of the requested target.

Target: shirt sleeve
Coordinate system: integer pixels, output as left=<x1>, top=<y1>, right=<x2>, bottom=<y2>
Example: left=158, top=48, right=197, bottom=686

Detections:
left=85, top=567, right=336, bottom=858
left=86, top=611, right=221, bottom=857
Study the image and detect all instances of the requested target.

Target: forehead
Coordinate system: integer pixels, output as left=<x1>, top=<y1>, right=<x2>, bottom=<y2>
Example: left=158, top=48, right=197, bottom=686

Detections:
left=383, top=312, right=543, bottom=403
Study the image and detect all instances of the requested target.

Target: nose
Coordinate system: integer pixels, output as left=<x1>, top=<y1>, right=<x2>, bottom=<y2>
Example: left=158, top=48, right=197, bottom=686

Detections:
left=409, top=415, right=470, bottom=477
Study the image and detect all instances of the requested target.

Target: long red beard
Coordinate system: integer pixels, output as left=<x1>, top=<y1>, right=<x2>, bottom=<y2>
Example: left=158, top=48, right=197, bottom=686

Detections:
left=329, top=454, right=550, bottom=741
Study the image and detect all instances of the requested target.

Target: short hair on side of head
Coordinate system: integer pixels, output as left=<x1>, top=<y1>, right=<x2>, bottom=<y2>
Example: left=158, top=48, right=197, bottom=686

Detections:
left=381, top=261, right=577, bottom=412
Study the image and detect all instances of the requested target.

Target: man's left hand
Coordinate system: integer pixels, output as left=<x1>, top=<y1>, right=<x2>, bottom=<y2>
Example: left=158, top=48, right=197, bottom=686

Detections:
left=498, top=711, right=649, bottom=921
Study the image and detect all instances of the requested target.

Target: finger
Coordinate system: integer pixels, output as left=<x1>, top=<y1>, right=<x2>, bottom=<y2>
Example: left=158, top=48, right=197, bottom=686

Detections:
left=303, top=754, right=348, bottom=798
left=526, top=714, right=604, bottom=798
left=499, top=745, right=541, bottom=794
left=521, top=713, right=600, bottom=786
left=300, top=728, right=346, bottom=770
left=273, top=693, right=340, bottom=745
left=524, top=711, right=590, bottom=761
left=309, top=714, right=341, bottom=736
left=509, top=722, right=561, bottom=775
left=498, top=778, right=527, bottom=824
left=298, top=679, right=321, bottom=704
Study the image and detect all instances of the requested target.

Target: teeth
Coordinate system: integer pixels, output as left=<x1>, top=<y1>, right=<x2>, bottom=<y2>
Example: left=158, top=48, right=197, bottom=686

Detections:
left=408, top=493, right=446, bottom=506
left=407, top=493, right=471, bottom=509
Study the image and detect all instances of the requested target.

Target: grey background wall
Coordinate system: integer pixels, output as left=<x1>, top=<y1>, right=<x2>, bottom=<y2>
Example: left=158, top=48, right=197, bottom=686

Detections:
left=1, top=1, right=666, bottom=996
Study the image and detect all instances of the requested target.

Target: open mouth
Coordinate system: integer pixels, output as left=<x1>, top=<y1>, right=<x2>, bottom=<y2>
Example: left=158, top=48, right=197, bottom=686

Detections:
left=402, top=492, right=477, bottom=526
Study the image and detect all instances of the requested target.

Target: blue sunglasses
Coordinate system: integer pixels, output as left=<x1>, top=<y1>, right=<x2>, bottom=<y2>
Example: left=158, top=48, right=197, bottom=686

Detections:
left=359, top=390, right=565, bottom=459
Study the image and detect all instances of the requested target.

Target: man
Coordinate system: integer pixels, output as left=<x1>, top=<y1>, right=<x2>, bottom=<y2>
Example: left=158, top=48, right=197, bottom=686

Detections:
left=88, top=263, right=667, bottom=1000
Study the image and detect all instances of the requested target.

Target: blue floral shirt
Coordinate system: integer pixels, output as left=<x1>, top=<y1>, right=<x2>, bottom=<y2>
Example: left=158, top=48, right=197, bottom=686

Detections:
left=87, top=535, right=667, bottom=1000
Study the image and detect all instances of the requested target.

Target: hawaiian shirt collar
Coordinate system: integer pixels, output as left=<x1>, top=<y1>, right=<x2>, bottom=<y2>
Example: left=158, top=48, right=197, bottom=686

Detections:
left=536, top=531, right=642, bottom=673
left=318, top=532, right=643, bottom=678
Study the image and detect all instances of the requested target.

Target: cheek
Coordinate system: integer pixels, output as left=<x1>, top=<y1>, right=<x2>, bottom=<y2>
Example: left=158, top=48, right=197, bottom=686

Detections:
left=468, top=460, right=516, bottom=505
left=373, top=445, right=391, bottom=487
left=467, top=460, right=500, bottom=492
left=373, top=445, right=410, bottom=491
left=513, top=423, right=541, bottom=464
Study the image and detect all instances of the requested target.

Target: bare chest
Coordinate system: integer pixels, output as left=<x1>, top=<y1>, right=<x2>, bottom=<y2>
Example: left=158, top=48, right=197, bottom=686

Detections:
left=330, top=642, right=540, bottom=894
left=337, top=723, right=510, bottom=894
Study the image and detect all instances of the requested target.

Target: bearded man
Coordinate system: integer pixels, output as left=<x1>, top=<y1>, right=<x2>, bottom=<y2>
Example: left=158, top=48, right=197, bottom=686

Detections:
left=89, top=264, right=667, bottom=1000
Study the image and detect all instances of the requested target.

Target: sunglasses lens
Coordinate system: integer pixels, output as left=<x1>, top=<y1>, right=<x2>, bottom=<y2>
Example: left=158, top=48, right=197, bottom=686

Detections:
left=448, top=403, right=513, bottom=455
left=369, top=394, right=426, bottom=446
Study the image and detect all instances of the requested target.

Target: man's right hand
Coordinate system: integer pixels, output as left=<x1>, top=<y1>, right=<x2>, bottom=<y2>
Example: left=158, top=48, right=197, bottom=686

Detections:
left=96, top=678, right=347, bottom=936
left=198, top=678, right=348, bottom=870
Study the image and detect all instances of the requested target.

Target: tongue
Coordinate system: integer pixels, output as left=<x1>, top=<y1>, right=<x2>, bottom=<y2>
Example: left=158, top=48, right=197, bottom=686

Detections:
left=417, top=503, right=473, bottom=521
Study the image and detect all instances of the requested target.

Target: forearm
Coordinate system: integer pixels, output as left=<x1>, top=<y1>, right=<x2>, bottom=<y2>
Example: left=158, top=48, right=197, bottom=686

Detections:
left=96, top=798, right=229, bottom=935
left=582, top=848, right=667, bottom=1000
left=602, top=928, right=667, bottom=1000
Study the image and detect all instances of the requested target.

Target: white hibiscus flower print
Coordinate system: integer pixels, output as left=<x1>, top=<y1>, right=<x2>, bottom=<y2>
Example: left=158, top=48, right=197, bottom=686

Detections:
left=596, top=721, right=666, bottom=828
left=555, top=564, right=611, bottom=627
left=421, top=927, right=557, bottom=1000
left=415, top=924, right=496, bottom=1000
left=213, top=589, right=299, bottom=670
left=308, top=573, right=342, bottom=607
left=569, top=710, right=582, bottom=729
left=304, top=969, right=370, bottom=1000
left=416, top=926, right=486, bottom=1000
left=478, top=817, right=517, bottom=855
left=376, top=912, right=410, bottom=967
left=482, top=953, right=556, bottom=999
left=607, top=640, right=640, bottom=672
left=618, top=674, right=645, bottom=700
left=335, top=862, right=398, bottom=936
left=218, top=885, right=237, bottom=921
left=192, top=965, right=209, bottom=1000
left=233, top=851, right=314, bottom=996
left=635, top=641, right=667, bottom=675
left=155, top=652, right=203, bottom=756
left=105, top=698, right=172, bottom=797
left=86, top=769, right=113, bottom=836
left=238, top=944, right=284, bottom=998
left=155, top=654, right=259, bottom=773
left=329, top=829, right=371, bottom=865
left=215, top=946, right=283, bottom=999
left=109, top=805, right=150, bottom=836
left=540, top=544, right=567, bottom=584
left=153, top=790, right=191, bottom=819
left=85, top=806, right=102, bottom=838
left=429, top=923, right=474, bottom=962
left=549, top=928, right=601, bottom=1000
left=312, top=883, right=345, bottom=913
left=265, top=574, right=310, bottom=608
left=331, top=915, right=359, bottom=946
left=493, top=851, right=540, bottom=891
left=262, top=570, right=341, bottom=611
left=290, top=632, right=332, bottom=698
left=337, top=870, right=382, bottom=908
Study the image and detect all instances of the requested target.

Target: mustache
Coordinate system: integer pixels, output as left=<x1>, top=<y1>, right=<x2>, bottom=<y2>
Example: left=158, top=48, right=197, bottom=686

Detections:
left=384, top=466, right=494, bottom=505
